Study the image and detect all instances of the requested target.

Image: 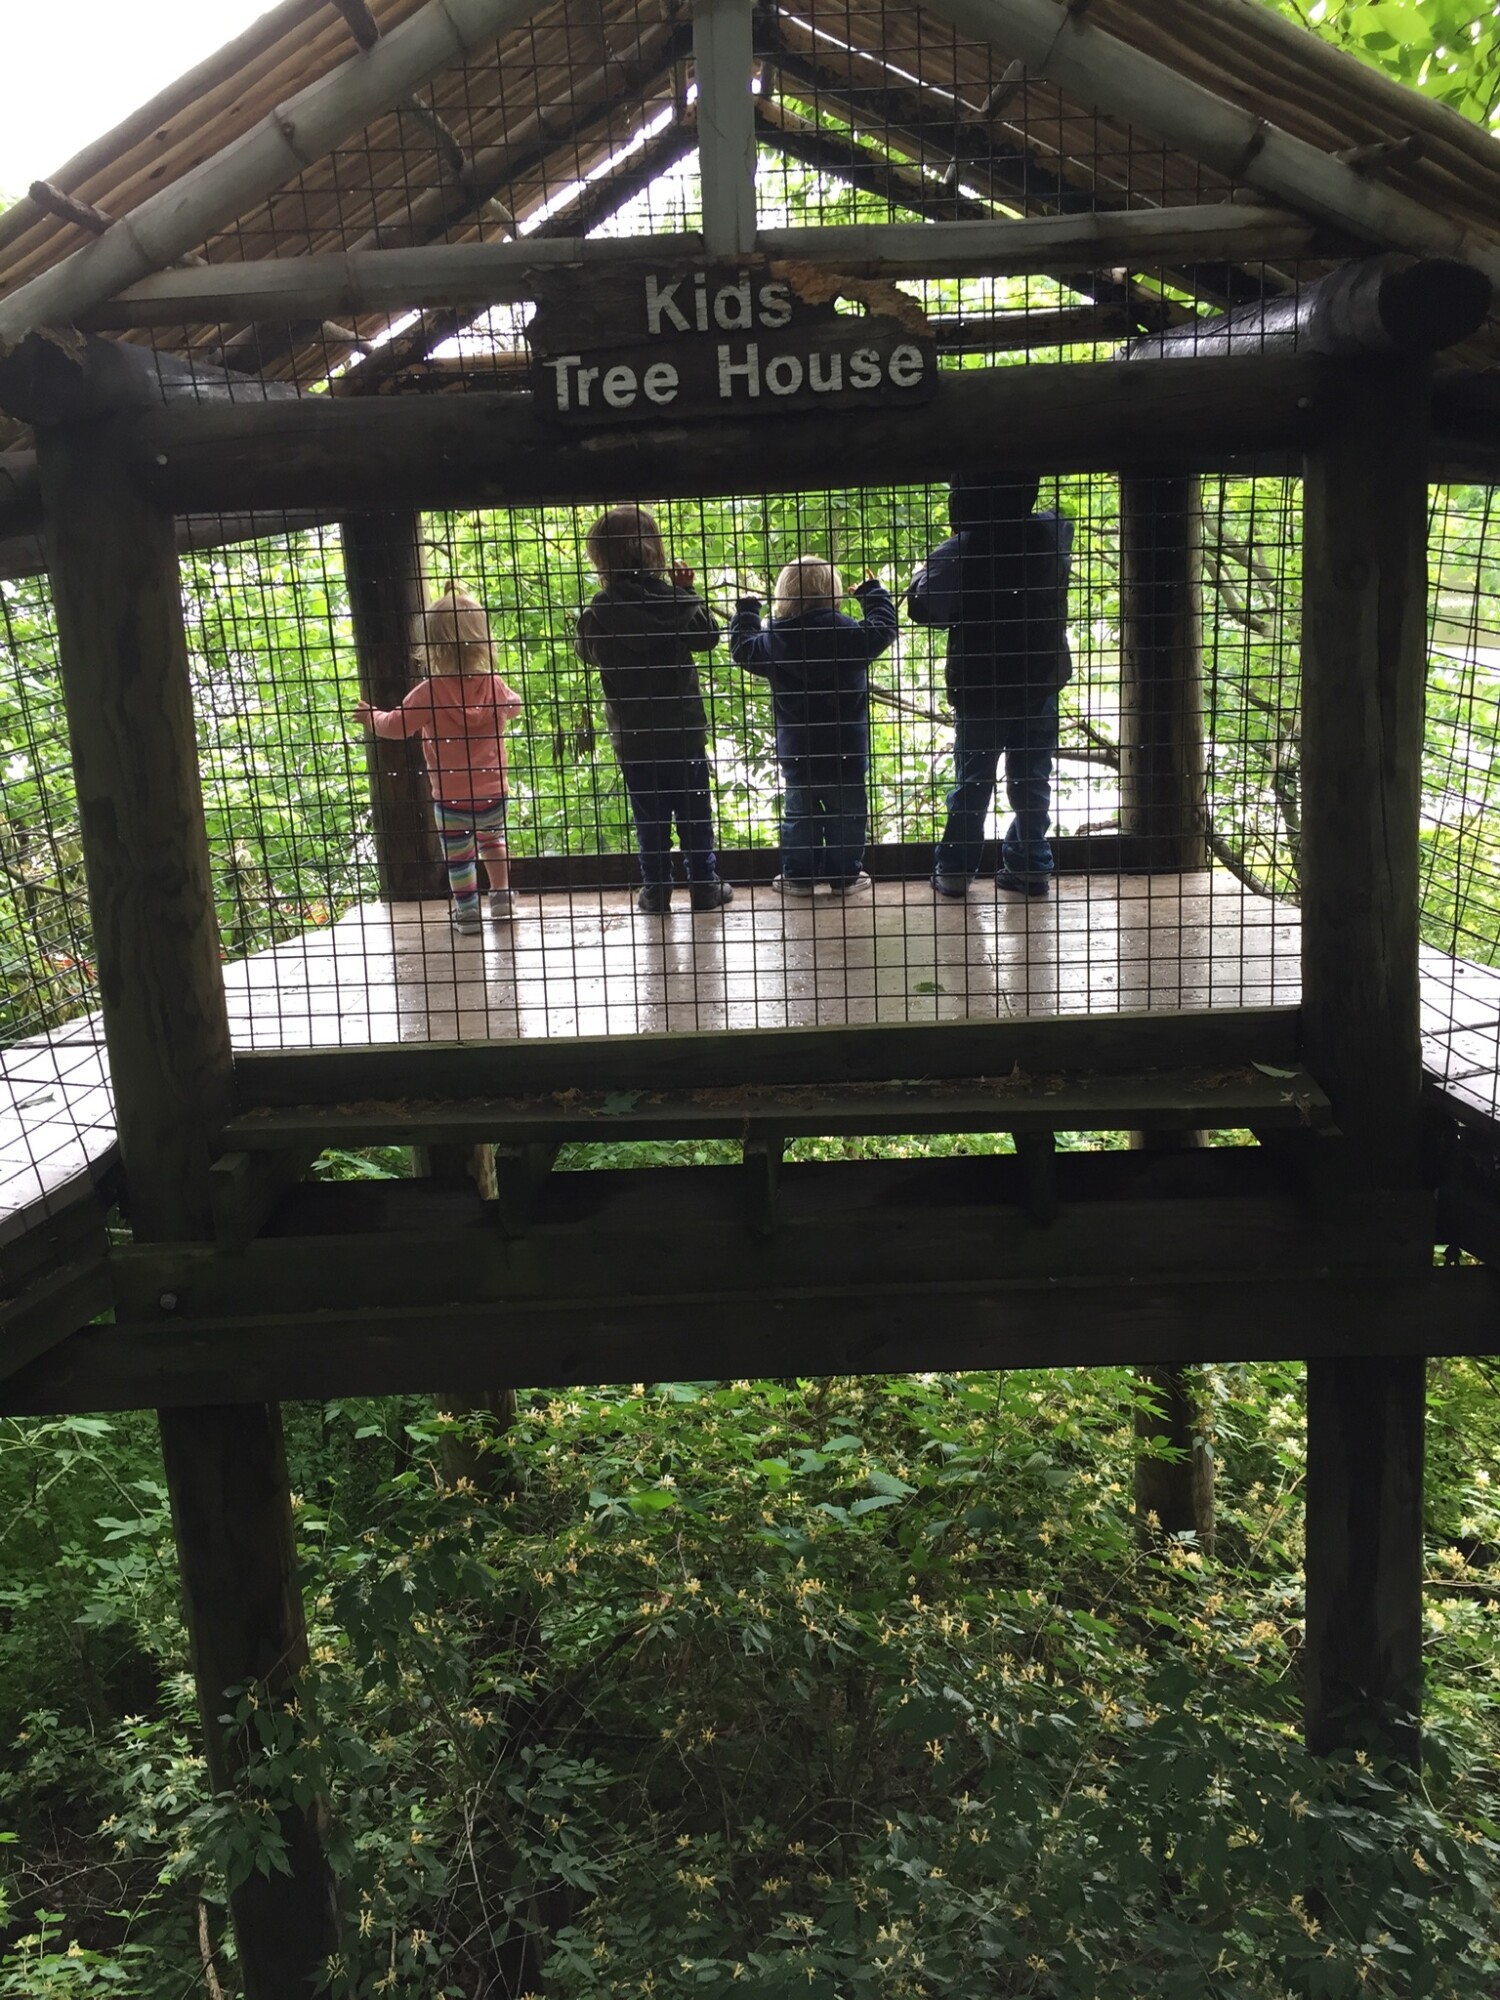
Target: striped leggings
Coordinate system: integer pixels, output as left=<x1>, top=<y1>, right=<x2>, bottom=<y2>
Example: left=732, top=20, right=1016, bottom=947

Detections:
left=433, top=796, right=509, bottom=906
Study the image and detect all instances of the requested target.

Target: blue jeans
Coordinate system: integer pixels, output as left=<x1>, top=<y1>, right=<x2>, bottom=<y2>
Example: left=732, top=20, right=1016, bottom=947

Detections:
left=935, top=699, right=1058, bottom=882
left=620, top=756, right=718, bottom=885
left=780, top=755, right=868, bottom=886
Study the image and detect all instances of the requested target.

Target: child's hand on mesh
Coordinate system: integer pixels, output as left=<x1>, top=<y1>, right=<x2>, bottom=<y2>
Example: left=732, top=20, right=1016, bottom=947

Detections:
left=351, top=699, right=374, bottom=727
left=670, top=560, right=695, bottom=589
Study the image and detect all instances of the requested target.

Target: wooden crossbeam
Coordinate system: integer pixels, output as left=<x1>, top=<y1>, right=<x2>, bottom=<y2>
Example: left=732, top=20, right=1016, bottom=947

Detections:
left=0, top=1258, right=113, bottom=1384
left=6, top=1262, right=1489, bottom=1415
left=231, top=1005, right=1302, bottom=1107
left=224, top=1063, right=1329, bottom=1152
left=109, top=1173, right=1430, bottom=1318
left=112, top=354, right=1327, bottom=515
left=78, top=209, right=1326, bottom=330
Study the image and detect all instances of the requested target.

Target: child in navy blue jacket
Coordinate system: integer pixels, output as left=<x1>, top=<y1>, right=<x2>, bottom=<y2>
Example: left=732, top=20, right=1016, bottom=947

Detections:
left=907, top=475, right=1073, bottom=898
left=730, top=558, right=897, bottom=895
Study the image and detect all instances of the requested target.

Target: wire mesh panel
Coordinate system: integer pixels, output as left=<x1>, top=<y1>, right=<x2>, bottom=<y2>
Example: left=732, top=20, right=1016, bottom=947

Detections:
left=164, top=470, right=1313, bottom=1055
left=0, top=576, right=113, bottom=1244
left=1, top=0, right=1497, bottom=1236
left=1422, top=484, right=1500, bottom=1126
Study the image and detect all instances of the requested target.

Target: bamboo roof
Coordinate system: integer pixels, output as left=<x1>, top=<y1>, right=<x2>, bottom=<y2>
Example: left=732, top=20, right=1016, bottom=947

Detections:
left=0, top=0, right=1494, bottom=446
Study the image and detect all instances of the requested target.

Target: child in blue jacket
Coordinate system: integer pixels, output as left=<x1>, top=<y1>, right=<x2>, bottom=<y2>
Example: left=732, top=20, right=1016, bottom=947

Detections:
left=730, top=558, right=897, bottom=895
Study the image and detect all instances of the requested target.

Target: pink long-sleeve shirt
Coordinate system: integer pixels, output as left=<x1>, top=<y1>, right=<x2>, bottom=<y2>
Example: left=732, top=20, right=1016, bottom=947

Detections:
left=368, top=672, right=522, bottom=803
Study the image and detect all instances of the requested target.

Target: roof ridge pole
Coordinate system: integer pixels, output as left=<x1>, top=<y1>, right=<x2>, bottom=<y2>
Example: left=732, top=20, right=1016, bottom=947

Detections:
left=915, top=0, right=1500, bottom=289
left=693, top=0, right=757, bottom=258
left=0, top=0, right=556, bottom=353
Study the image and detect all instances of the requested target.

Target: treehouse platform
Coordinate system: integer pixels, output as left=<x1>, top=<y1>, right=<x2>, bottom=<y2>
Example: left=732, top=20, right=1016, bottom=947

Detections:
left=5, top=869, right=1500, bottom=1255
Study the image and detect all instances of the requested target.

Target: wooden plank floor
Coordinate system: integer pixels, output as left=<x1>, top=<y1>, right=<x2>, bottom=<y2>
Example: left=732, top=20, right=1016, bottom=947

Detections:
left=221, top=871, right=1302, bottom=1046
left=4, top=870, right=1499, bottom=1247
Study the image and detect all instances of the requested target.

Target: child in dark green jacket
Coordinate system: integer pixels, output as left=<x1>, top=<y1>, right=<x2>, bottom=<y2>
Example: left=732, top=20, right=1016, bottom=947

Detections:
left=575, top=505, right=732, bottom=915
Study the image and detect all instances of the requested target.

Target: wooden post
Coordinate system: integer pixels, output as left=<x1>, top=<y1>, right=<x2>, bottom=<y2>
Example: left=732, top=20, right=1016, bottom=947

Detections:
left=341, top=510, right=443, bottom=901
left=692, top=0, right=757, bottom=257
left=1120, top=476, right=1213, bottom=1549
left=38, top=422, right=338, bottom=1989
left=417, top=1144, right=518, bottom=1492
left=1300, top=361, right=1430, bottom=1760
left=1118, top=473, right=1208, bottom=871
left=1129, top=1131, right=1215, bottom=1552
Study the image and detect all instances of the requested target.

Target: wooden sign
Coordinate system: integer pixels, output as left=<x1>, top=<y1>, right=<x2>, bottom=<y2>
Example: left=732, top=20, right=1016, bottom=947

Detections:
left=525, top=264, right=936, bottom=426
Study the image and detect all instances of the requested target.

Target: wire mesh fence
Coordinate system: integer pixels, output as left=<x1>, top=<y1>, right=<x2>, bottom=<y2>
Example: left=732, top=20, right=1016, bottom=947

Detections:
left=0, top=0, right=1494, bottom=1239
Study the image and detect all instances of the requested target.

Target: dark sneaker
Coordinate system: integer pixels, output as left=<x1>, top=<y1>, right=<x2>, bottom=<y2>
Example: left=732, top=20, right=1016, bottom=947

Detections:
left=995, top=870, right=1050, bottom=898
left=637, top=883, right=673, bottom=913
left=488, top=888, right=517, bottom=919
left=772, top=875, right=817, bottom=897
left=690, top=879, right=734, bottom=911
left=931, top=872, right=970, bottom=899
left=827, top=871, right=872, bottom=896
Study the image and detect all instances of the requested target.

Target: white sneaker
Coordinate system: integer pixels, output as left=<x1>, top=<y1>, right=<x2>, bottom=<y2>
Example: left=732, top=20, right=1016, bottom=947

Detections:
left=772, top=875, right=817, bottom=897
left=489, top=889, right=516, bottom=918
left=828, top=871, right=872, bottom=896
left=451, top=903, right=482, bottom=934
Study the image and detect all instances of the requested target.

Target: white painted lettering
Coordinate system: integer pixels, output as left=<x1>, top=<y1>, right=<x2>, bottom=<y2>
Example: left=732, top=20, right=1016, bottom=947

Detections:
left=765, top=352, right=804, bottom=396
left=717, top=341, right=761, bottom=398
left=602, top=365, right=638, bottom=409
left=808, top=350, right=843, bottom=393
left=757, top=281, right=793, bottom=328
left=714, top=276, right=754, bottom=330
left=644, top=276, right=689, bottom=335
left=693, top=273, right=710, bottom=332
left=543, top=353, right=582, bottom=411
left=888, top=343, right=925, bottom=388
left=848, top=346, right=881, bottom=390
left=575, top=365, right=601, bottom=406
left=643, top=362, right=680, bottom=405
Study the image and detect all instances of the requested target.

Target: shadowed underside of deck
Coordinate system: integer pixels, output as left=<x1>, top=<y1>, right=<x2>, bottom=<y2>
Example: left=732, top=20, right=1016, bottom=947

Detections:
left=3, top=871, right=1498, bottom=1246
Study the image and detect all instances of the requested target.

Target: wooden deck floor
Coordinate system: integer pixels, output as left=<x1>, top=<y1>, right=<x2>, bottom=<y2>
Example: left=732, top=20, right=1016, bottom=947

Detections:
left=3, top=871, right=1498, bottom=1247
left=221, top=871, right=1302, bottom=1045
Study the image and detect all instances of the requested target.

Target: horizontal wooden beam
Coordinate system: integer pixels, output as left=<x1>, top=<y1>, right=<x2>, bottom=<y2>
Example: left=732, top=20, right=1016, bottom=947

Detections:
left=6, top=1263, right=1488, bottom=1414
left=109, top=1171, right=1430, bottom=1321
left=226, top=1062, right=1328, bottom=1151
left=0, top=1257, right=113, bottom=1384
left=232, top=1004, right=1302, bottom=1110
left=0, top=505, right=335, bottom=582
left=78, top=209, right=1329, bottom=331
left=120, top=356, right=1327, bottom=513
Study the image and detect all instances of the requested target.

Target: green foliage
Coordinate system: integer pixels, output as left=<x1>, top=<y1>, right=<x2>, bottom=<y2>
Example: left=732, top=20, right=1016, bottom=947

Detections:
left=1264, top=0, right=1500, bottom=129
left=1, top=1363, right=1498, bottom=1995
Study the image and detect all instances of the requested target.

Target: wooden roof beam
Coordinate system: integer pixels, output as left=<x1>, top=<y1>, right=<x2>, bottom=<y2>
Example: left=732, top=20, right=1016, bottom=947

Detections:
left=919, top=0, right=1500, bottom=288
left=75, top=207, right=1329, bottom=330
left=0, top=0, right=560, bottom=354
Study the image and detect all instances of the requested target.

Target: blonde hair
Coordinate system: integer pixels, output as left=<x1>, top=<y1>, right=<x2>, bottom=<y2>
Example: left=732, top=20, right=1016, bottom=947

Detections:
left=773, top=557, right=843, bottom=622
left=413, top=585, right=496, bottom=676
left=587, top=504, right=668, bottom=581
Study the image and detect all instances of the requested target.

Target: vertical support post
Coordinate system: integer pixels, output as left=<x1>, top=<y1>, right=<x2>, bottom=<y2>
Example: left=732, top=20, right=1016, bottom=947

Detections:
left=693, top=0, right=757, bottom=257
left=1120, top=477, right=1213, bottom=1549
left=1300, top=360, right=1430, bottom=1760
left=39, top=422, right=338, bottom=1991
left=416, top=1144, right=519, bottom=1492
left=1118, top=472, right=1208, bottom=871
left=341, top=509, right=442, bottom=900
